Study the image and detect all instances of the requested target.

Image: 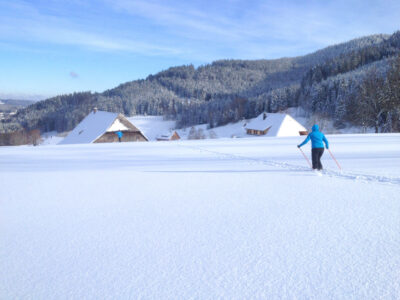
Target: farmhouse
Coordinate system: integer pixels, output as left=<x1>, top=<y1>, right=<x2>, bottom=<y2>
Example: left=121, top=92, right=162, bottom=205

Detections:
left=156, top=131, right=181, bottom=141
left=245, top=112, right=308, bottom=137
left=59, top=109, right=148, bottom=144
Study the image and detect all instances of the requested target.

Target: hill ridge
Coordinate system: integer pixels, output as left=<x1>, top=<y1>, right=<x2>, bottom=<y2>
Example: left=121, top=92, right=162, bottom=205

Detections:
left=1, top=31, right=399, bottom=134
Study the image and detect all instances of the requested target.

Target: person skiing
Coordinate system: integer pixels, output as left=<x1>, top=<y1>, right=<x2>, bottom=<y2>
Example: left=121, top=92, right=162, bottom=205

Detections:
left=297, top=124, right=329, bottom=170
left=116, top=130, right=123, bottom=142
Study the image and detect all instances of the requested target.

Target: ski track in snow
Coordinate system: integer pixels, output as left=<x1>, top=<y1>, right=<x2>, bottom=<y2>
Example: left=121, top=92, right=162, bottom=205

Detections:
left=181, top=144, right=400, bottom=186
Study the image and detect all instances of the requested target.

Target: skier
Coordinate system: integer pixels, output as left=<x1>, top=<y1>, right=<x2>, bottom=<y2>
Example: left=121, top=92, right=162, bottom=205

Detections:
left=297, top=124, right=329, bottom=170
left=116, top=130, right=123, bottom=142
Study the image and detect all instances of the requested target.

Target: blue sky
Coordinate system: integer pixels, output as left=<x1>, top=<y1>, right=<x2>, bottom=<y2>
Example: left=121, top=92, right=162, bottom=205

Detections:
left=0, top=0, right=399, bottom=100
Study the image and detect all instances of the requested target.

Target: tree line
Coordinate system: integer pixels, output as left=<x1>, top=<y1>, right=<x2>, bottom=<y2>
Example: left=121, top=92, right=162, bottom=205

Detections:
left=346, top=55, right=400, bottom=132
left=0, top=129, right=42, bottom=146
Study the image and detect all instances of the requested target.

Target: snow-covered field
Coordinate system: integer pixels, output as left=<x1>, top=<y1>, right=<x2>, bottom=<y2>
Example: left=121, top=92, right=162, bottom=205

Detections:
left=1, top=134, right=400, bottom=299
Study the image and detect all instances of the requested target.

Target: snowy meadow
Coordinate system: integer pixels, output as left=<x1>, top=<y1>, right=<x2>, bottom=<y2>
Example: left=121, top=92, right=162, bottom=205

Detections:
left=1, top=134, right=400, bottom=299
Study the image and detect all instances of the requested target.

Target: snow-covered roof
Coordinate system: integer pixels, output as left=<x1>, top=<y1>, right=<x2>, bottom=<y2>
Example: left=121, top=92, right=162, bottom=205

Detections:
left=156, top=130, right=176, bottom=139
left=128, top=116, right=176, bottom=141
left=106, top=119, right=129, bottom=132
left=245, top=113, right=307, bottom=137
left=156, top=131, right=180, bottom=140
left=59, top=111, right=120, bottom=144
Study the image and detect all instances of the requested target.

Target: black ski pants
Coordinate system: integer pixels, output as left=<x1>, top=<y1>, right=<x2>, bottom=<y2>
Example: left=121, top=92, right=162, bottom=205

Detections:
left=312, top=148, right=324, bottom=170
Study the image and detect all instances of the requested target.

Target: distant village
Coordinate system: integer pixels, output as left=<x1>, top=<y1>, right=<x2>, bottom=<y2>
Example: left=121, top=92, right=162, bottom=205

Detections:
left=0, top=111, right=16, bottom=121
left=0, top=99, right=33, bottom=120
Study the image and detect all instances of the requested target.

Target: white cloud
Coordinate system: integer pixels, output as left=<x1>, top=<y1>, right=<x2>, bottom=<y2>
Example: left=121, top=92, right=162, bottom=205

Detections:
left=0, top=0, right=182, bottom=56
left=106, top=0, right=255, bottom=41
left=0, top=0, right=399, bottom=62
left=69, top=71, right=79, bottom=78
left=105, top=0, right=400, bottom=60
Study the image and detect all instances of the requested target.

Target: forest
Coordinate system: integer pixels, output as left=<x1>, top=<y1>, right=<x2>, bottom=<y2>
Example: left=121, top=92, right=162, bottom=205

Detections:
left=0, top=31, right=399, bottom=142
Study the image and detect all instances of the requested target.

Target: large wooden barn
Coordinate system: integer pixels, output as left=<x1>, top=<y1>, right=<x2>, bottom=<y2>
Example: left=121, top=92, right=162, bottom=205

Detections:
left=245, top=112, right=308, bottom=137
left=59, top=109, right=148, bottom=144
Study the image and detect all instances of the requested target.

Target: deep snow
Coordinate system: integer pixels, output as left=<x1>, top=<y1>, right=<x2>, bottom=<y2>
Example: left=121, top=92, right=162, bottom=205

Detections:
left=1, top=134, right=400, bottom=299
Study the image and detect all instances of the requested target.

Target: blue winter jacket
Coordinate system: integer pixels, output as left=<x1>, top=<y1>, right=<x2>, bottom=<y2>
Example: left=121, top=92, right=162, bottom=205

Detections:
left=298, top=125, right=329, bottom=149
left=116, top=131, right=123, bottom=138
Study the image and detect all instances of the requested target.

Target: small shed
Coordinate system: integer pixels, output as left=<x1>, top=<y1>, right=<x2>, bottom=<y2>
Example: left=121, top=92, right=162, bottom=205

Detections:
left=156, top=131, right=181, bottom=141
left=59, top=110, right=148, bottom=144
left=245, top=113, right=308, bottom=137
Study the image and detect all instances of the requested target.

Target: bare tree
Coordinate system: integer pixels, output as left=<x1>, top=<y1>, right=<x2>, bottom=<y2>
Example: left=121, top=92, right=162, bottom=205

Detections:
left=385, top=54, right=400, bottom=131
left=29, top=129, right=42, bottom=146
left=209, top=130, right=217, bottom=139
left=188, top=127, right=197, bottom=140
left=196, top=128, right=206, bottom=139
left=356, top=68, right=389, bottom=133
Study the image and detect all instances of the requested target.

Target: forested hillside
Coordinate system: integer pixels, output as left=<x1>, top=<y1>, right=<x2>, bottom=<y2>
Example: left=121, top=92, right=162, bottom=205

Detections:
left=1, top=32, right=399, bottom=135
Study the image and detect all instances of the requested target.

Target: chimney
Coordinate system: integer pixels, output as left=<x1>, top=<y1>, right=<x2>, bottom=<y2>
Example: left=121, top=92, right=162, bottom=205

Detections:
left=93, top=107, right=98, bottom=114
left=263, top=112, right=267, bottom=120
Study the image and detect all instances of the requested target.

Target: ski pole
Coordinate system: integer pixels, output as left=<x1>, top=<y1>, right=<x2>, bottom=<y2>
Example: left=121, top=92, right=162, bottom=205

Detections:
left=328, top=149, right=342, bottom=170
left=298, top=147, right=312, bottom=169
